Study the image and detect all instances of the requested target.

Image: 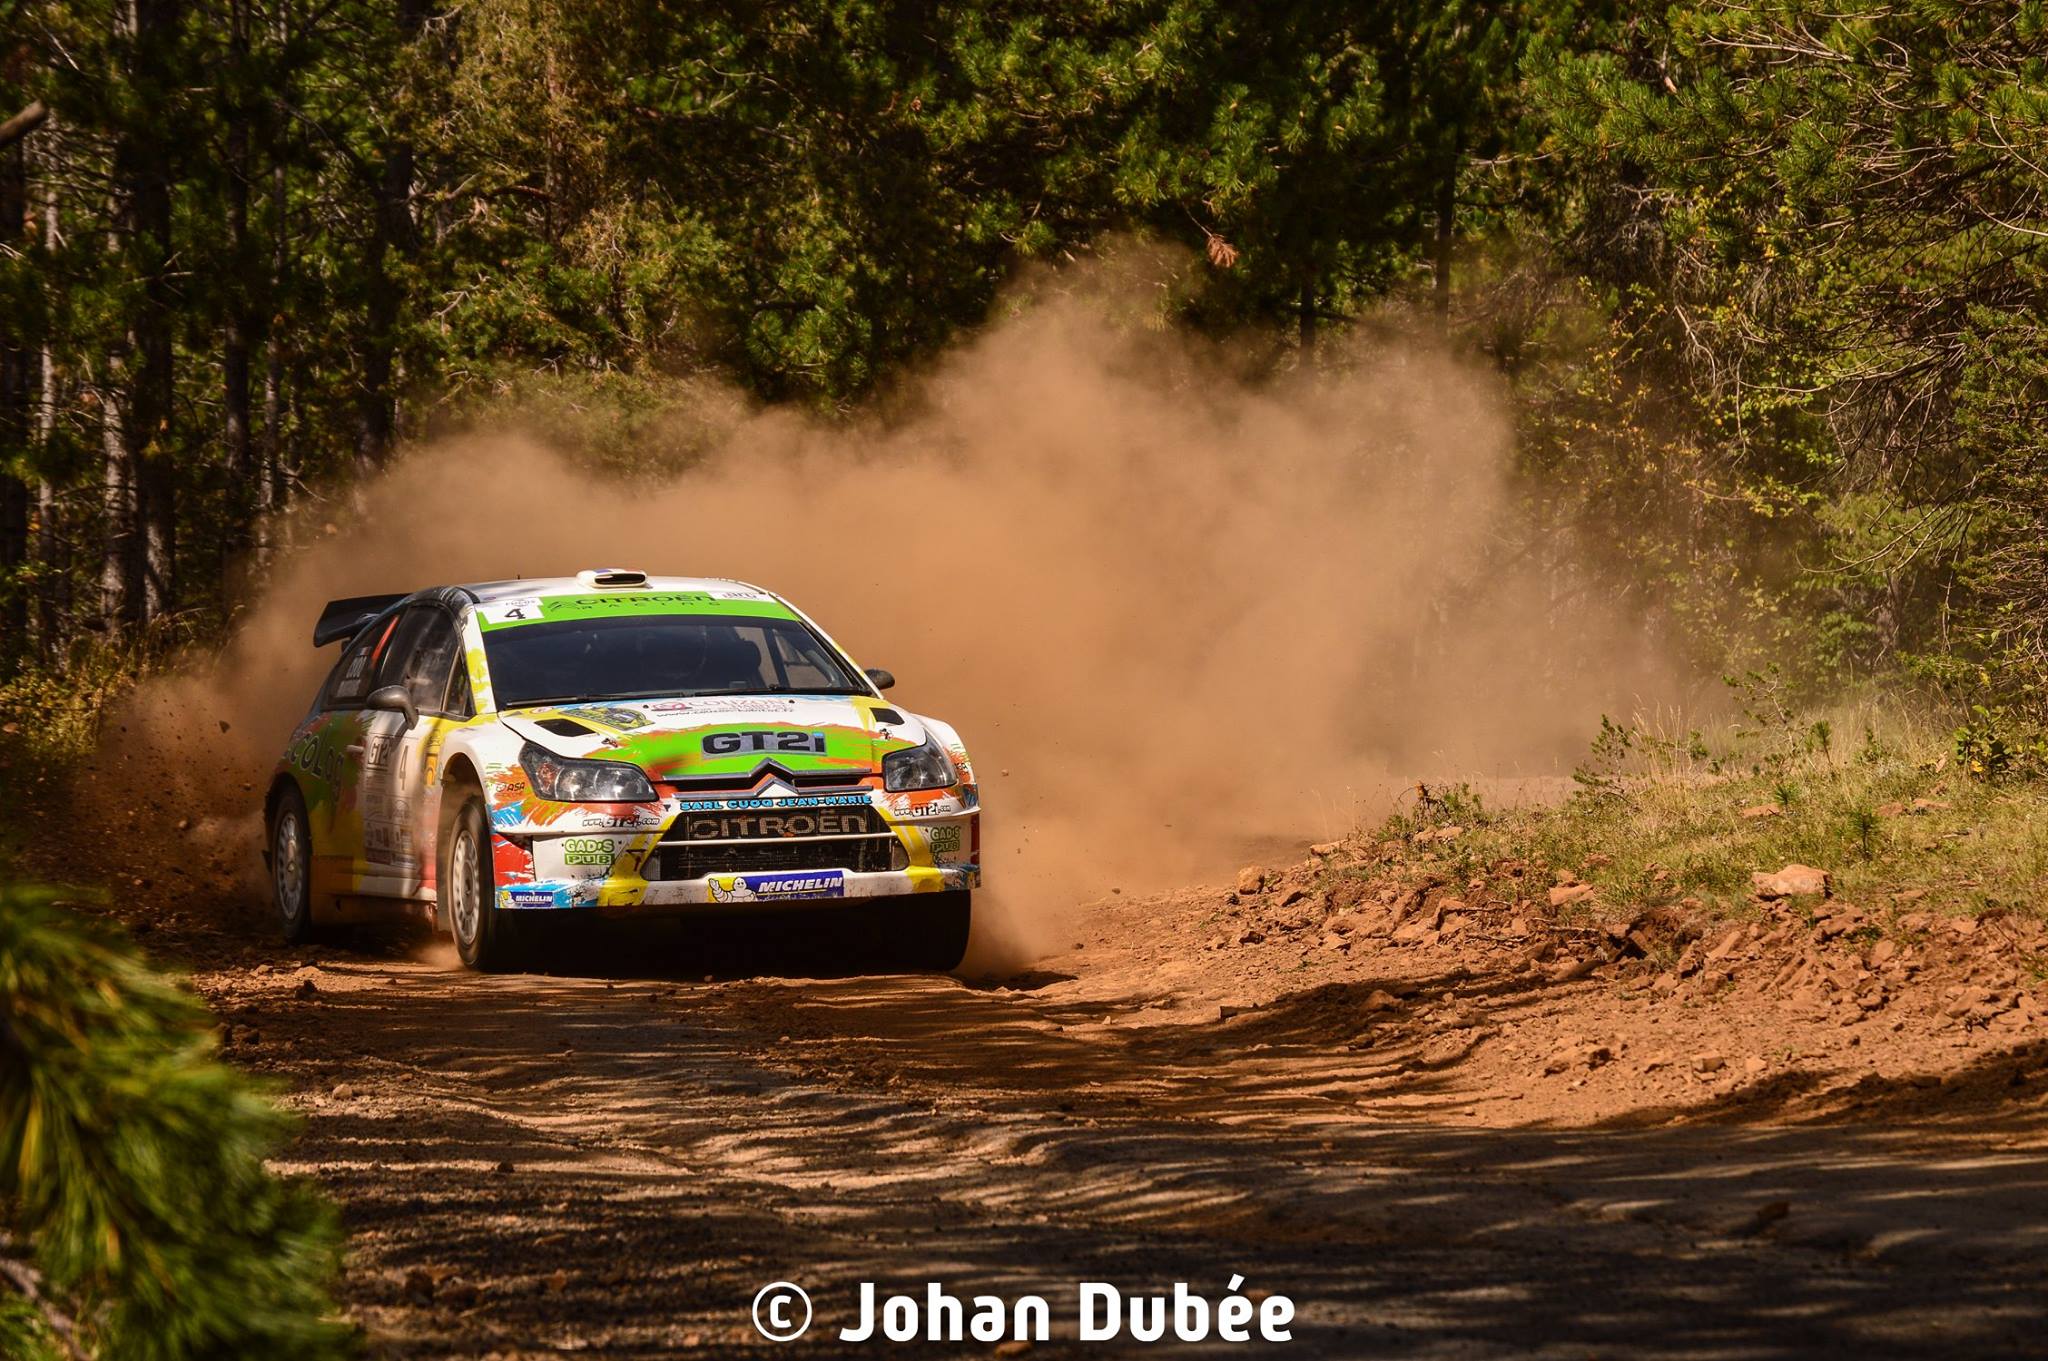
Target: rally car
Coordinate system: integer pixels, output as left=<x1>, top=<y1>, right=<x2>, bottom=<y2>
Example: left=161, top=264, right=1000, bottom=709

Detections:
left=263, top=569, right=978, bottom=970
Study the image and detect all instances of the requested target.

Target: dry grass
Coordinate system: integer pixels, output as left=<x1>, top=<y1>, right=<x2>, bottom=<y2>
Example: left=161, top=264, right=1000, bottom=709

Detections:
left=1380, top=699, right=2048, bottom=926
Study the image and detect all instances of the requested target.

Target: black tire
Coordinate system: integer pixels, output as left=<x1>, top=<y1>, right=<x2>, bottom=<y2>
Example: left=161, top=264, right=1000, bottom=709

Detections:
left=895, top=889, right=972, bottom=972
left=269, top=783, right=318, bottom=944
left=444, top=794, right=522, bottom=971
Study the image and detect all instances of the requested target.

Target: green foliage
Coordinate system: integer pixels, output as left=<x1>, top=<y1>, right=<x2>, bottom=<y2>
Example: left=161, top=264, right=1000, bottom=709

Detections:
left=1952, top=703, right=2048, bottom=783
left=1, top=0, right=1539, bottom=662
left=1572, top=712, right=1712, bottom=798
left=1571, top=713, right=1637, bottom=798
left=0, top=885, right=351, bottom=1361
left=1450, top=702, right=2048, bottom=921
left=1420, top=780, right=1489, bottom=828
left=1378, top=779, right=1490, bottom=844
left=1528, top=0, right=2048, bottom=697
left=5, top=0, right=2048, bottom=716
left=0, top=632, right=181, bottom=767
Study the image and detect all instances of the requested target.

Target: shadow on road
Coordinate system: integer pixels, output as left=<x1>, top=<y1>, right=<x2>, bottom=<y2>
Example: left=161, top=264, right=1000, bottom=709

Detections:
left=231, top=930, right=2048, bottom=1360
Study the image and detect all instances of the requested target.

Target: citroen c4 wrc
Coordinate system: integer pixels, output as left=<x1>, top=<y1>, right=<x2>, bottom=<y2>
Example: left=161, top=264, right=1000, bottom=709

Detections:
left=262, top=569, right=979, bottom=970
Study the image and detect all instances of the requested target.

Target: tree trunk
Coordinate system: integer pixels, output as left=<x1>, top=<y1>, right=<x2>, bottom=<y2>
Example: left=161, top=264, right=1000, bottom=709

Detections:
left=133, top=0, right=180, bottom=623
left=356, top=147, right=412, bottom=476
left=98, top=0, right=180, bottom=630
left=35, top=475, right=60, bottom=655
left=257, top=0, right=291, bottom=562
left=286, top=357, right=310, bottom=530
left=1431, top=136, right=1461, bottom=318
left=225, top=315, right=250, bottom=505
left=259, top=336, right=283, bottom=556
left=0, top=102, right=28, bottom=653
left=261, top=333, right=283, bottom=513
left=35, top=130, right=64, bottom=654
left=223, top=0, right=254, bottom=546
left=0, top=473, right=25, bottom=657
left=355, top=0, right=426, bottom=477
left=99, top=351, right=141, bottom=628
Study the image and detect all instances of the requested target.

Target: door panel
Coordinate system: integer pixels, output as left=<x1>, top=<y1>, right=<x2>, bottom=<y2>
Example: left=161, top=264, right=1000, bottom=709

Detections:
left=353, top=708, right=422, bottom=894
left=303, top=612, right=401, bottom=896
left=352, top=604, right=466, bottom=898
left=288, top=708, right=369, bottom=901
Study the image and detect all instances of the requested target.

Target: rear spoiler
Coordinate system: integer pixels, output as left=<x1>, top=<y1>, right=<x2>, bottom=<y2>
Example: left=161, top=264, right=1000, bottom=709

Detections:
left=313, top=593, right=406, bottom=647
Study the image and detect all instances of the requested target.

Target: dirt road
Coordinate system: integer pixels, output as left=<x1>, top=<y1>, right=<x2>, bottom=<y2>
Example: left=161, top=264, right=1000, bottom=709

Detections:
left=167, top=885, right=2048, bottom=1361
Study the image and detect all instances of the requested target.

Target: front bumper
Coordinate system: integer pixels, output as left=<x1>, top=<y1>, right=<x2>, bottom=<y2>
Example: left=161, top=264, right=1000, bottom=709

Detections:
left=486, top=791, right=981, bottom=913
left=496, top=863, right=976, bottom=912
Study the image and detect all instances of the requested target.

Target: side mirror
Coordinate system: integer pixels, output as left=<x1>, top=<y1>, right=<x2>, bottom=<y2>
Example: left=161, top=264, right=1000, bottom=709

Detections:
left=864, top=667, right=897, bottom=692
left=367, top=684, right=419, bottom=730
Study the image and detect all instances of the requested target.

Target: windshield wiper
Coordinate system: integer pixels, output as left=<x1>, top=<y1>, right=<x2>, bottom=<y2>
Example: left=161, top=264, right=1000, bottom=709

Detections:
left=500, top=696, right=586, bottom=711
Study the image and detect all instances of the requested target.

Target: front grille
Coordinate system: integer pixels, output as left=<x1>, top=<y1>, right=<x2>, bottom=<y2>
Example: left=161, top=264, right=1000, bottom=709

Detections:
left=657, top=836, right=898, bottom=879
left=669, top=804, right=889, bottom=840
left=653, top=802, right=900, bottom=880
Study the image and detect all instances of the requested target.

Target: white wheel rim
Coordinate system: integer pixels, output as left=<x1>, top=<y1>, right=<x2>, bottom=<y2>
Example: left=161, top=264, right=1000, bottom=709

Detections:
left=275, top=814, right=305, bottom=921
left=451, top=823, right=483, bottom=944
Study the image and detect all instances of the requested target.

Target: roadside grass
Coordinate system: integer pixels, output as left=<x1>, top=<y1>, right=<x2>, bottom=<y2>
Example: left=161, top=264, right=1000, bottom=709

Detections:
left=0, top=635, right=177, bottom=875
left=1370, top=697, right=2048, bottom=927
left=0, top=635, right=165, bottom=766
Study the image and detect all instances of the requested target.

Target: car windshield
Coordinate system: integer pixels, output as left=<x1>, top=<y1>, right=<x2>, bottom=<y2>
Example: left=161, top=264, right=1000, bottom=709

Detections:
left=481, top=614, right=868, bottom=709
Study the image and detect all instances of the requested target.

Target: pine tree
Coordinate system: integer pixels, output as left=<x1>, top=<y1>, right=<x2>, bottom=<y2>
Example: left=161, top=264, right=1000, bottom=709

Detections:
left=1530, top=0, right=2048, bottom=686
left=0, top=884, right=352, bottom=1361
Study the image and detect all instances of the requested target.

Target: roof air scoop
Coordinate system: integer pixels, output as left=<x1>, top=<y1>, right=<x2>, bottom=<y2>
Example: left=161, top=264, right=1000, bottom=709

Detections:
left=578, top=567, right=649, bottom=588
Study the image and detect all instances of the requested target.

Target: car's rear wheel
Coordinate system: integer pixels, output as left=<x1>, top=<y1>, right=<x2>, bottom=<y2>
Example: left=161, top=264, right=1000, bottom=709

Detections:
left=891, top=889, right=972, bottom=972
left=269, top=784, right=317, bottom=943
left=445, top=795, right=521, bottom=971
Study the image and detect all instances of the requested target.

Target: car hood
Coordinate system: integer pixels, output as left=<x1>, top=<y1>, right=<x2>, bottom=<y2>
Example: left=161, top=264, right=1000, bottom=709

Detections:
left=496, top=695, right=926, bottom=784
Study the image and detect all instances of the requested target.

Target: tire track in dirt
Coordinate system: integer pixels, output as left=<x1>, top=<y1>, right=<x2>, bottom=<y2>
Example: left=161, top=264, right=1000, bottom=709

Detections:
left=186, top=926, right=2048, bottom=1360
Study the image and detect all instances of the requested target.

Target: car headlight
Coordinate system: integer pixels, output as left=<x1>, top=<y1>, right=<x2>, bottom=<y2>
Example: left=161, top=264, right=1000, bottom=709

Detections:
left=519, top=741, right=656, bottom=803
left=882, top=739, right=956, bottom=792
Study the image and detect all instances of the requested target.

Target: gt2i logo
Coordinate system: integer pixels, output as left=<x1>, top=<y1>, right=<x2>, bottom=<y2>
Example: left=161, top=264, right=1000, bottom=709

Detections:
left=361, top=733, right=399, bottom=772
left=559, top=837, right=620, bottom=868
left=703, top=730, right=827, bottom=755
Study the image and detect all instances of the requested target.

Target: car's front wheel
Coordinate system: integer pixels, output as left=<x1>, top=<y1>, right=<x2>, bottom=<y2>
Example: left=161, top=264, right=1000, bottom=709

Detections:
left=445, top=795, right=521, bottom=971
left=269, top=784, right=317, bottom=943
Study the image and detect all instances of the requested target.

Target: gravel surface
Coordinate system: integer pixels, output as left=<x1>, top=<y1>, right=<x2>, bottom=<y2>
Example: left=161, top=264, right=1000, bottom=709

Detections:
left=161, top=887, right=2048, bottom=1361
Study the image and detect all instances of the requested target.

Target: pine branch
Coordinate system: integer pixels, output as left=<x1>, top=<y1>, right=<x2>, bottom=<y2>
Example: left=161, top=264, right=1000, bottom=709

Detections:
left=0, top=101, right=49, bottom=151
left=0, top=1236, right=88, bottom=1361
left=0, top=891, right=350, bottom=1360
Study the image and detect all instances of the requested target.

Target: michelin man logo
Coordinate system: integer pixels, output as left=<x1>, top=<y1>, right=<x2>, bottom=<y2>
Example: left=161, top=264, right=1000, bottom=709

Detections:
left=709, top=871, right=846, bottom=903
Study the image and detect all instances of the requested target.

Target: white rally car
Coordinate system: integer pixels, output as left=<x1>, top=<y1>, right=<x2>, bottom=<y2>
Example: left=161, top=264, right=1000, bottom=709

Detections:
left=263, top=569, right=978, bottom=970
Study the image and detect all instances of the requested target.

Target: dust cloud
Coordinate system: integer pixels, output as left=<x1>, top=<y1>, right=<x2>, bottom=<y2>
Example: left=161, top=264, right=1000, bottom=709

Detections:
left=119, top=263, right=1672, bottom=968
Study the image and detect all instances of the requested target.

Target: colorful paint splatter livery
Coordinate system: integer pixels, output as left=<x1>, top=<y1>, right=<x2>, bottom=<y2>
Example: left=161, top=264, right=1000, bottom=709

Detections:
left=263, top=570, right=978, bottom=969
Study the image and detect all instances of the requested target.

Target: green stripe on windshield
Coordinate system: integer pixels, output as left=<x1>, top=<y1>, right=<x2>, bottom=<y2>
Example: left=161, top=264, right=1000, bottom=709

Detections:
left=475, top=591, right=801, bottom=631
